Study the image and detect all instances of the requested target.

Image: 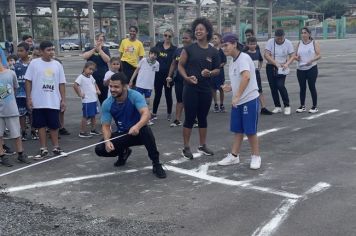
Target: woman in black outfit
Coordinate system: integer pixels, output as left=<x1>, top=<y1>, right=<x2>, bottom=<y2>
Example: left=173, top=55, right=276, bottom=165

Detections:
left=178, top=17, right=221, bottom=159
left=152, top=29, right=177, bottom=121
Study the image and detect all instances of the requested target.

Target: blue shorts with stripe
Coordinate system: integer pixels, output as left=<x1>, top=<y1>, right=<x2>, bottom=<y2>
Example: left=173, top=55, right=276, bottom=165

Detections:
left=230, top=98, right=259, bottom=135
left=82, top=102, right=98, bottom=118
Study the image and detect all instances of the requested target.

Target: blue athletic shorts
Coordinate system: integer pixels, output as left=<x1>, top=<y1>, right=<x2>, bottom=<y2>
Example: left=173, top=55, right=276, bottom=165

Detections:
left=135, top=87, right=152, bottom=98
left=32, top=108, right=60, bottom=129
left=82, top=102, right=98, bottom=118
left=16, top=97, right=28, bottom=116
left=230, top=98, right=259, bottom=135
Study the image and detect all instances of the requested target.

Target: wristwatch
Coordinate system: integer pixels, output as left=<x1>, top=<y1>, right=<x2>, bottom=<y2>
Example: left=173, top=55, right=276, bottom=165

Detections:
left=209, top=71, right=212, bottom=77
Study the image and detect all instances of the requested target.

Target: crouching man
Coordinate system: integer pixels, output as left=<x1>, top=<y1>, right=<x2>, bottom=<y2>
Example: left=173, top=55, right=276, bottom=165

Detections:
left=95, top=72, right=166, bottom=178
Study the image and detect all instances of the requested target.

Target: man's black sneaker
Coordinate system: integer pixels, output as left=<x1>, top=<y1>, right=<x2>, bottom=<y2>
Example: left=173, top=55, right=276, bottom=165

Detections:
left=182, top=147, right=193, bottom=160
left=261, top=107, right=273, bottom=115
left=18, top=153, right=31, bottom=164
left=213, top=104, right=219, bottom=113
left=34, top=148, right=49, bottom=160
left=197, top=145, right=214, bottom=156
left=31, top=130, right=39, bottom=140
left=114, top=148, right=132, bottom=167
left=3, top=145, right=16, bottom=155
left=59, top=128, right=71, bottom=135
left=53, top=147, right=68, bottom=157
left=21, top=131, right=28, bottom=141
left=1, top=155, right=13, bottom=167
left=152, top=163, right=167, bottom=178
left=220, top=104, right=226, bottom=113
left=170, top=119, right=182, bottom=127
left=90, top=130, right=101, bottom=136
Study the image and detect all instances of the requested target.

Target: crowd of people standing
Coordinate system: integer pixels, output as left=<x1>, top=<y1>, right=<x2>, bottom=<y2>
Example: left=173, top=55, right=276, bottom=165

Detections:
left=0, top=17, right=321, bottom=177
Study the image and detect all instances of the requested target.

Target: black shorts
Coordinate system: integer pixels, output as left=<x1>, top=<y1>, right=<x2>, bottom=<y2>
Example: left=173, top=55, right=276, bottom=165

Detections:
left=16, top=97, right=28, bottom=116
left=32, top=108, right=60, bottom=129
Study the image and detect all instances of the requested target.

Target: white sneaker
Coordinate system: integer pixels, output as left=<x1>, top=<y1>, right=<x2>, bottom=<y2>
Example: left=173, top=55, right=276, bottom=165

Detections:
left=284, top=107, right=291, bottom=115
left=148, top=120, right=154, bottom=126
left=218, top=153, right=240, bottom=166
left=272, top=107, right=282, bottom=113
left=296, top=106, right=306, bottom=113
left=250, top=155, right=261, bottom=170
left=308, top=107, right=319, bottom=113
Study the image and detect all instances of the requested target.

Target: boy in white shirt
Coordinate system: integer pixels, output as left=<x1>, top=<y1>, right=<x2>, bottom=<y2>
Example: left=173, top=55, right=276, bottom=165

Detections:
left=129, top=47, right=160, bottom=105
left=25, top=41, right=67, bottom=159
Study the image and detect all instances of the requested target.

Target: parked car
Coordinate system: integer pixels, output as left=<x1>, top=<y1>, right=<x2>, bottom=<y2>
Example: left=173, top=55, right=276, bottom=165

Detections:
left=104, top=42, right=119, bottom=49
left=61, top=43, right=79, bottom=50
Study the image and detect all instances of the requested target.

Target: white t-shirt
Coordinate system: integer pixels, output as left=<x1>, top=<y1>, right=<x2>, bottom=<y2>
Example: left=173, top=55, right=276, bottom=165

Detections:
left=229, top=52, right=259, bottom=105
left=75, top=74, right=98, bottom=103
left=24, top=58, right=66, bottom=109
left=297, top=40, right=317, bottom=70
left=104, top=70, right=115, bottom=97
left=265, top=38, right=294, bottom=64
left=135, top=58, right=159, bottom=90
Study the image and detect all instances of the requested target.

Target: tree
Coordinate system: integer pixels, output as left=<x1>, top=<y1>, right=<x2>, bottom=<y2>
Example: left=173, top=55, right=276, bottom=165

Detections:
left=320, top=0, right=347, bottom=18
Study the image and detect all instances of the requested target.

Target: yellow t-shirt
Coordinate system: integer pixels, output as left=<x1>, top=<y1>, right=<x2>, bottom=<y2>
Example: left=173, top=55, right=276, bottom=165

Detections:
left=118, top=39, right=145, bottom=67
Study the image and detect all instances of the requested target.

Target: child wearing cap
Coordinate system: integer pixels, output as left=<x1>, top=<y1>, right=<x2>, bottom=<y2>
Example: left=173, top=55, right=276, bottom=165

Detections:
left=217, top=33, right=262, bottom=170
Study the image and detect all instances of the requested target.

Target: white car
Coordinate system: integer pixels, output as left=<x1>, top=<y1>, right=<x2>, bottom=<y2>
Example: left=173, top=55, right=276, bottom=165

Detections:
left=61, top=43, right=79, bottom=50
left=104, top=42, right=119, bottom=49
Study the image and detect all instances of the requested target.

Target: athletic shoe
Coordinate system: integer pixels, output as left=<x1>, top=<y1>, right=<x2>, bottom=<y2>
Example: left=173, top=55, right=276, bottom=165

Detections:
left=90, top=130, right=101, bottom=136
left=309, top=107, right=319, bottom=113
left=170, top=119, right=182, bottom=127
left=152, top=163, right=167, bottom=178
left=1, top=155, right=13, bottom=167
left=213, top=104, right=219, bottom=113
left=220, top=104, right=226, bottom=113
left=218, top=153, right=240, bottom=166
left=272, top=107, right=282, bottom=113
left=250, top=155, right=261, bottom=170
left=182, top=147, right=193, bottom=160
left=151, top=113, right=157, bottom=120
left=167, top=114, right=172, bottom=121
left=3, top=145, right=16, bottom=155
left=21, top=131, right=28, bottom=141
left=148, top=120, right=154, bottom=126
left=193, top=120, right=199, bottom=128
left=284, top=107, right=291, bottom=115
left=114, top=148, right=132, bottom=167
left=31, top=130, right=39, bottom=140
left=53, top=147, right=68, bottom=157
left=59, top=127, right=70, bottom=135
left=197, top=144, right=214, bottom=156
left=34, top=148, right=49, bottom=160
left=296, top=106, right=306, bottom=113
left=79, top=132, right=92, bottom=138
left=260, top=107, right=273, bottom=115
left=17, top=153, right=31, bottom=164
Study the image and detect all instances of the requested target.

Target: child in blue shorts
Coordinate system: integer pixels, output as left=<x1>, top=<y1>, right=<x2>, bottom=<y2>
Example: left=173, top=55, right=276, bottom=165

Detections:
left=129, top=47, right=160, bottom=124
left=218, top=33, right=262, bottom=170
left=74, top=61, right=101, bottom=138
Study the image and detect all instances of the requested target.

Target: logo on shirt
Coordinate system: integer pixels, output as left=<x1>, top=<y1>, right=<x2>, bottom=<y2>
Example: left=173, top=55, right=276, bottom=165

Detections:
left=125, top=46, right=135, bottom=54
left=159, top=52, right=168, bottom=58
left=206, top=57, right=212, bottom=63
left=42, top=68, right=55, bottom=91
left=0, top=83, right=12, bottom=100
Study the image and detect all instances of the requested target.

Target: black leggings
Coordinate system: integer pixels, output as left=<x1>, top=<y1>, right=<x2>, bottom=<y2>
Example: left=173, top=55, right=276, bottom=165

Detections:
left=95, top=126, right=160, bottom=164
left=122, top=61, right=136, bottom=85
left=266, top=64, right=290, bottom=107
left=153, top=73, right=173, bottom=114
left=183, top=86, right=212, bottom=129
left=96, top=81, right=108, bottom=105
left=297, top=65, right=318, bottom=107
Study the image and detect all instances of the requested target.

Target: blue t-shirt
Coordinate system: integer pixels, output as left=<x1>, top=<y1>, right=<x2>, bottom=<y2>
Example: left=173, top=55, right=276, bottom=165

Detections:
left=14, top=59, right=29, bottom=98
left=101, top=89, right=147, bottom=133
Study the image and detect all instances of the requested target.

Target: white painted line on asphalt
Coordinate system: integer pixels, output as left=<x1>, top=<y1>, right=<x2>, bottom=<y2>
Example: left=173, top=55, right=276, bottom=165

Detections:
left=349, top=147, right=356, bottom=151
left=252, top=182, right=330, bottom=236
left=252, top=199, right=298, bottom=236
left=164, top=165, right=301, bottom=199
left=302, top=109, right=339, bottom=120
left=2, top=169, right=138, bottom=193
left=243, top=127, right=286, bottom=140
left=0, top=133, right=128, bottom=178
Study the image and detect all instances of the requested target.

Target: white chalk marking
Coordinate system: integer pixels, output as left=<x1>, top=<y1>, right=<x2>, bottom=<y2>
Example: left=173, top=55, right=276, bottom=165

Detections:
left=165, top=165, right=301, bottom=199
left=243, top=127, right=286, bottom=140
left=2, top=169, right=138, bottom=193
left=252, top=182, right=330, bottom=236
left=194, top=162, right=218, bottom=175
left=168, top=152, right=202, bottom=165
left=302, top=109, right=339, bottom=120
left=0, top=133, right=128, bottom=178
left=252, top=199, right=298, bottom=236
left=349, top=147, right=356, bottom=151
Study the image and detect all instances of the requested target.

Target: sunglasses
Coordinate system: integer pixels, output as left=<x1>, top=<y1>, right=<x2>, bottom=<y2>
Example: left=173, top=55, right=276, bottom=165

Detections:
left=164, top=34, right=172, bottom=38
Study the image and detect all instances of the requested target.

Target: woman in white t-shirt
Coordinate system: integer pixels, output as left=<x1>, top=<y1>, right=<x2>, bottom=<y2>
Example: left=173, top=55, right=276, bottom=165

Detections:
left=295, top=27, right=321, bottom=114
left=264, top=28, right=295, bottom=115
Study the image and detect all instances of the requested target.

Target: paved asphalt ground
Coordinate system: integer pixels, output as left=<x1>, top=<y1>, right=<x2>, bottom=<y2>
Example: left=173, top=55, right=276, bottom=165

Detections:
left=1, top=39, right=356, bottom=236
